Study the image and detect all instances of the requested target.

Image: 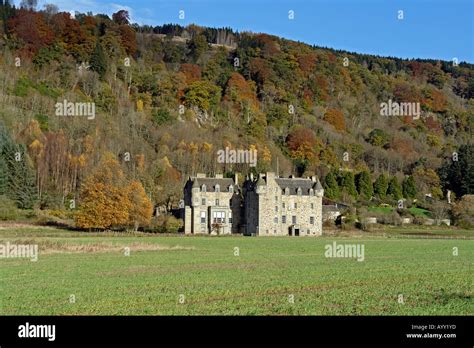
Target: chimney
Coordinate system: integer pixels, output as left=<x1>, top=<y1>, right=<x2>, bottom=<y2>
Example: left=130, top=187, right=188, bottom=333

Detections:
left=311, top=176, right=316, bottom=182
left=266, top=172, right=275, bottom=180
left=250, top=173, right=254, bottom=181
left=234, top=173, right=238, bottom=186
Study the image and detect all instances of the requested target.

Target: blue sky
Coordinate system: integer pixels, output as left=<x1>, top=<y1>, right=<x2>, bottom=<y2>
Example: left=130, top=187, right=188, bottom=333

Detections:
left=33, top=0, right=473, bottom=62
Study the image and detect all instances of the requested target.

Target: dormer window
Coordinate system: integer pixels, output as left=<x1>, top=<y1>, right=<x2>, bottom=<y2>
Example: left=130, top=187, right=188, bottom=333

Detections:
left=215, top=184, right=220, bottom=192
left=228, top=185, right=233, bottom=193
left=285, top=187, right=290, bottom=196
left=309, top=188, right=314, bottom=196
left=201, top=184, right=207, bottom=192
left=297, top=187, right=302, bottom=196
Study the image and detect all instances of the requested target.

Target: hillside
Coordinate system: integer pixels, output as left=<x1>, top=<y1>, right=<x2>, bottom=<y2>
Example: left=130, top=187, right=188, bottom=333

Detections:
left=0, top=4, right=473, bottom=229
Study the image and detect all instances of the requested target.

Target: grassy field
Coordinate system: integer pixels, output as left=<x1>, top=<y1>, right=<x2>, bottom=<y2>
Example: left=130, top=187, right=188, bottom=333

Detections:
left=0, top=225, right=473, bottom=315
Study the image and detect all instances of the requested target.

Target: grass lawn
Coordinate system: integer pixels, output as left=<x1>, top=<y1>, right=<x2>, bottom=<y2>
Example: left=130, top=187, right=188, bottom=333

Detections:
left=0, top=226, right=472, bottom=315
left=368, top=206, right=431, bottom=217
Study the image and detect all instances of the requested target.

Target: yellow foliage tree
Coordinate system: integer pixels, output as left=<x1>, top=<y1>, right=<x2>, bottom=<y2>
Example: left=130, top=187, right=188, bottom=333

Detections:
left=75, top=153, right=131, bottom=229
left=127, top=180, right=153, bottom=230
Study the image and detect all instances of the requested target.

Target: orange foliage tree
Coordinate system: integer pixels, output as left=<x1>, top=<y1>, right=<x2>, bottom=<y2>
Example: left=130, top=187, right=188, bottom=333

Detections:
left=75, top=153, right=152, bottom=230
left=324, top=109, right=346, bottom=132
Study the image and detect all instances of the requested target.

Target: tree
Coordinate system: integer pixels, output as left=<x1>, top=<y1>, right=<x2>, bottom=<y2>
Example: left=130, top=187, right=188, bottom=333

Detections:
left=374, top=173, right=388, bottom=198
left=367, top=129, right=390, bottom=147
left=75, top=154, right=131, bottom=229
left=127, top=180, right=153, bottom=230
left=452, top=195, right=474, bottom=227
left=188, top=34, right=208, bottom=62
left=324, top=109, right=346, bottom=132
left=323, top=172, right=340, bottom=200
left=355, top=170, right=373, bottom=200
left=338, top=171, right=357, bottom=198
left=0, top=124, right=36, bottom=209
left=183, top=80, right=221, bottom=111
left=89, top=42, right=107, bottom=79
left=439, top=144, right=474, bottom=198
left=402, top=175, right=417, bottom=198
left=387, top=176, right=402, bottom=200
left=112, top=10, right=129, bottom=25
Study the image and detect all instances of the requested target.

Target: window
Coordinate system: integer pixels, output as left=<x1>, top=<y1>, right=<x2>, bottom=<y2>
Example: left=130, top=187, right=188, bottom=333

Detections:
left=282, top=202, right=285, bottom=209
left=310, top=216, right=315, bottom=225
left=292, top=216, right=297, bottom=224
left=275, top=206, right=278, bottom=212
left=282, top=215, right=286, bottom=224
left=229, top=212, right=233, bottom=224
left=202, top=198, right=206, bottom=206
left=201, top=184, right=206, bottom=192
left=229, top=199, right=233, bottom=208
left=212, top=211, right=225, bottom=224
left=274, top=217, right=278, bottom=224
left=294, top=202, right=297, bottom=209
left=216, top=199, right=219, bottom=206
left=311, top=203, right=314, bottom=209
left=200, top=211, right=206, bottom=224
left=215, top=184, right=220, bottom=192
left=275, top=195, right=278, bottom=201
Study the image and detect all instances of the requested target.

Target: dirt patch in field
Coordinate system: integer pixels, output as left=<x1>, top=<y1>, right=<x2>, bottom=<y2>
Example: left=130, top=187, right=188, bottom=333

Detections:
left=0, top=239, right=195, bottom=254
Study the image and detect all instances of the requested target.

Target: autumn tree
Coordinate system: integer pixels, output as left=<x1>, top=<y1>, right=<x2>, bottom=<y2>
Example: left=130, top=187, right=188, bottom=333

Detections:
left=127, top=180, right=153, bottom=230
left=324, top=109, right=345, bottom=132
left=75, top=153, right=131, bottom=229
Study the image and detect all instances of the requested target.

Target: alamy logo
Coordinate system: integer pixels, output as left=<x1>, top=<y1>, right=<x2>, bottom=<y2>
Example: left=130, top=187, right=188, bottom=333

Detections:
left=55, top=99, right=95, bottom=120
left=380, top=99, right=420, bottom=120
left=0, top=242, right=38, bottom=262
left=18, top=322, right=56, bottom=341
left=324, top=241, right=365, bottom=262
left=217, top=147, right=257, bottom=167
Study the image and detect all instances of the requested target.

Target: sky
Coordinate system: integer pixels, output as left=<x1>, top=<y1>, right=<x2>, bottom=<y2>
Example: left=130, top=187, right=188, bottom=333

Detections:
left=32, top=0, right=474, bottom=63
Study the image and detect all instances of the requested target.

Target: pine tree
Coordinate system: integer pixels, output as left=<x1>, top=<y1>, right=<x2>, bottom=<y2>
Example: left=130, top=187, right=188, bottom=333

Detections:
left=90, top=42, right=107, bottom=79
left=402, top=175, right=417, bottom=198
left=323, top=172, right=340, bottom=200
left=0, top=124, right=36, bottom=209
left=338, top=171, right=357, bottom=198
left=355, top=170, right=373, bottom=200
left=387, top=176, right=402, bottom=200
left=374, top=173, right=388, bottom=198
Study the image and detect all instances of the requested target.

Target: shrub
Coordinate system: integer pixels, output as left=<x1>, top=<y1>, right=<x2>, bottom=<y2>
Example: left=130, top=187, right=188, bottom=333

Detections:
left=0, top=195, right=19, bottom=221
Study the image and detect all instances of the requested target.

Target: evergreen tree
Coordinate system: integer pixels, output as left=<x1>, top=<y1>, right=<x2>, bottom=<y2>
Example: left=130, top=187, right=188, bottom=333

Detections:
left=323, top=172, right=340, bottom=200
left=387, top=176, right=402, bottom=200
left=90, top=42, right=107, bottom=79
left=355, top=170, right=373, bottom=200
left=338, top=171, right=357, bottom=198
left=439, top=144, right=474, bottom=197
left=374, top=173, right=388, bottom=198
left=0, top=125, right=36, bottom=209
left=402, top=175, right=417, bottom=198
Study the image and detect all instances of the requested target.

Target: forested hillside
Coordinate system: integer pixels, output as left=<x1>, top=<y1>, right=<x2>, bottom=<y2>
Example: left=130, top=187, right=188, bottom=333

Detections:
left=0, top=3, right=473, bottom=229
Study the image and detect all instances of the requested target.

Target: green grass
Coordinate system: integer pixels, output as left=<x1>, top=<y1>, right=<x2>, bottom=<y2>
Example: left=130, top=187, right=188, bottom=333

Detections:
left=0, top=226, right=472, bottom=315
left=368, top=206, right=431, bottom=217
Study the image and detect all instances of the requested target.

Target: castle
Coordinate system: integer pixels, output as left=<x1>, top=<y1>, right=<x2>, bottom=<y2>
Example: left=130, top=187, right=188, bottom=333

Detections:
left=183, top=172, right=324, bottom=236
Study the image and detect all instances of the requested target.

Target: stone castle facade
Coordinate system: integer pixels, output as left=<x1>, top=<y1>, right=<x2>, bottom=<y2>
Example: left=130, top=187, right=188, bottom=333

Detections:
left=184, top=172, right=324, bottom=236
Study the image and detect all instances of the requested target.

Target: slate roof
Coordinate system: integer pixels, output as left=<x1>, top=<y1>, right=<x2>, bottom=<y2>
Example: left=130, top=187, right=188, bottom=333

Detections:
left=191, top=177, right=237, bottom=192
left=274, top=178, right=322, bottom=196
